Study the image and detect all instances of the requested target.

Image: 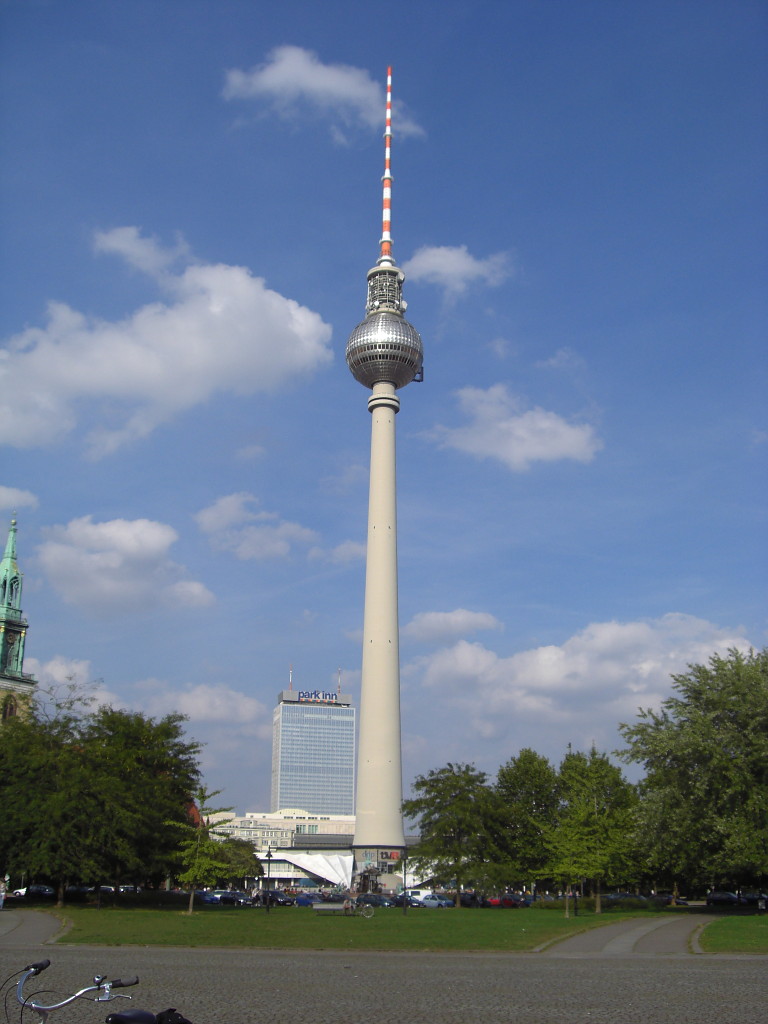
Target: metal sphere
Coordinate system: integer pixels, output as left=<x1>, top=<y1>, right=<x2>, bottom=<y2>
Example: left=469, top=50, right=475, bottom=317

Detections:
left=345, top=311, right=423, bottom=390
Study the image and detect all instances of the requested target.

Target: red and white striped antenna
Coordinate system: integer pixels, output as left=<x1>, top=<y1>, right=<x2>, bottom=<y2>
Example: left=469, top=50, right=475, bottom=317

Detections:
left=379, top=66, right=394, bottom=265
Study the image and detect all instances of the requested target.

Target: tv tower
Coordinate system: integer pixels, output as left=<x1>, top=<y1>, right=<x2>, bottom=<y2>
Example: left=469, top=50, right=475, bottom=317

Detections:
left=346, top=67, right=423, bottom=875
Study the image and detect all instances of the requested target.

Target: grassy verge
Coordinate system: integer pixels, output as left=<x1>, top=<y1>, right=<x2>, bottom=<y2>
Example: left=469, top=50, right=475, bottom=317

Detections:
left=54, top=905, right=636, bottom=952
left=698, top=914, right=768, bottom=953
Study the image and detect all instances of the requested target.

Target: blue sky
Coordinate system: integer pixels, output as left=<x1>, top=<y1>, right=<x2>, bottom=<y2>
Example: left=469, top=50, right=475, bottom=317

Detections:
left=1, top=0, right=765, bottom=813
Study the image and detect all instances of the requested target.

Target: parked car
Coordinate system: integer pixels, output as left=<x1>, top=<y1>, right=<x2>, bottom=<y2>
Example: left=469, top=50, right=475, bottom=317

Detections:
left=487, top=893, right=528, bottom=908
left=14, top=884, right=55, bottom=899
left=211, top=889, right=251, bottom=906
left=355, top=893, right=396, bottom=908
left=740, top=891, right=768, bottom=905
left=706, top=891, right=746, bottom=906
left=390, top=893, right=426, bottom=907
left=193, top=890, right=219, bottom=904
left=260, top=890, right=295, bottom=906
left=295, top=892, right=323, bottom=906
left=420, top=894, right=454, bottom=908
left=650, top=892, right=688, bottom=906
left=406, top=889, right=434, bottom=903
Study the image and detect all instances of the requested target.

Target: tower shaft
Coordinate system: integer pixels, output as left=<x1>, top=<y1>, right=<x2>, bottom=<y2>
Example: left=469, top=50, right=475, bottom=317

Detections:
left=353, top=382, right=405, bottom=849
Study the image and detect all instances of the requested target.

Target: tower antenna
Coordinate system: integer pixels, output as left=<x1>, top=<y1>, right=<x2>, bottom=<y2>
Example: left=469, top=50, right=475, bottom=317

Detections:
left=379, top=65, right=394, bottom=266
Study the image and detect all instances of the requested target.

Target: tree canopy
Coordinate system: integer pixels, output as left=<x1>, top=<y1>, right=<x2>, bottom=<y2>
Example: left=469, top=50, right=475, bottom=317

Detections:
left=402, top=762, right=509, bottom=899
left=619, top=647, right=768, bottom=887
left=0, top=684, right=201, bottom=902
left=547, top=747, right=637, bottom=908
left=496, top=747, right=559, bottom=884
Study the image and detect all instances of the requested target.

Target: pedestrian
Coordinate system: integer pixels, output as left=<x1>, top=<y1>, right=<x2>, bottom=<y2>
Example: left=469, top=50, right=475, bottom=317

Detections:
left=0, top=877, right=7, bottom=910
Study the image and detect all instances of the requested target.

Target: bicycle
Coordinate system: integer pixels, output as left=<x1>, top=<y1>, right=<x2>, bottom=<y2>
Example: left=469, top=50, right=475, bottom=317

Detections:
left=349, top=900, right=374, bottom=918
left=1, top=959, right=191, bottom=1024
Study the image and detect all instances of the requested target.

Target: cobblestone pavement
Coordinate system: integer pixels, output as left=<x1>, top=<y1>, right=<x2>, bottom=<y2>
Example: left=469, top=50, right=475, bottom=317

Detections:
left=0, top=910, right=765, bottom=1024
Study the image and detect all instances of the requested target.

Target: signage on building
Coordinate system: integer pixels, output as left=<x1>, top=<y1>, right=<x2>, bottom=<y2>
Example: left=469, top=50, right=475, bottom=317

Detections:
left=298, top=689, right=338, bottom=703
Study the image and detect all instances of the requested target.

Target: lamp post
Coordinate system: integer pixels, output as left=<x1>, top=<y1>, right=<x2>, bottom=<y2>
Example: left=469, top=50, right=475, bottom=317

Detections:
left=265, top=847, right=272, bottom=915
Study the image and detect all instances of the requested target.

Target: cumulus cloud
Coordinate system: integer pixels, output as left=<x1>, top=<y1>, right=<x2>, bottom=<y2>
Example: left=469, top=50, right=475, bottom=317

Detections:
left=0, top=486, right=38, bottom=511
left=139, top=679, right=267, bottom=726
left=37, top=515, right=214, bottom=614
left=414, top=613, right=753, bottom=738
left=308, top=539, right=366, bottom=564
left=0, top=227, right=332, bottom=456
left=402, top=245, right=512, bottom=297
left=432, top=383, right=602, bottom=470
left=223, top=46, right=423, bottom=139
left=195, top=492, right=318, bottom=560
left=24, top=655, right=94, bottom=689
left=403, top=608, right=502, bottom=644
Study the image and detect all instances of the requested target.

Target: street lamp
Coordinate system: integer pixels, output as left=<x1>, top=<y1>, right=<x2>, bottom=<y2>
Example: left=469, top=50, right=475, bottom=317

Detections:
left=265, top=847, right=272, bottom=915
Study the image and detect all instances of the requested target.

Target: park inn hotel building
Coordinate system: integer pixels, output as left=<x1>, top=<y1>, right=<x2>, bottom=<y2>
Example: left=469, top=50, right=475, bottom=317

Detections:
left=271, top=688, right=356, bottom=816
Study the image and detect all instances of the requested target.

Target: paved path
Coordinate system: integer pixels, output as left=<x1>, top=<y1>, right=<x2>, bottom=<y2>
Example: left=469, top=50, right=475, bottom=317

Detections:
left=539, top=908, right=717, bottom=956
left=0, top=909, right=765, bottom=1024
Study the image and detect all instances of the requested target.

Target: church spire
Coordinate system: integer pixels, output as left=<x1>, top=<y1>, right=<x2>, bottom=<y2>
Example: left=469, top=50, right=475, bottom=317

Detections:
left=0, top=517, right=36, bottom=718
left=0, top=517, right=21, bottom=611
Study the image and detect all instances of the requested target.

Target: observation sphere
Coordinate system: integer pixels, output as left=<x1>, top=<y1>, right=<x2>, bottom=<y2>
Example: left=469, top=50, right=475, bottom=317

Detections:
left=346, top=311, right=423, bottom=390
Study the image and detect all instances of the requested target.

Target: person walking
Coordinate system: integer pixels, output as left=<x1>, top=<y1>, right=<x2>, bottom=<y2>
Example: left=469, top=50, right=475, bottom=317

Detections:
left=0, top=877, right=7, bottom=910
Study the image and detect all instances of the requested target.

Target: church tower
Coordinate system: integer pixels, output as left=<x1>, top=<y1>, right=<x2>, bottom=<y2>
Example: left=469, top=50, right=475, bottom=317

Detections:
left=0, top=518, right=37, bottom=718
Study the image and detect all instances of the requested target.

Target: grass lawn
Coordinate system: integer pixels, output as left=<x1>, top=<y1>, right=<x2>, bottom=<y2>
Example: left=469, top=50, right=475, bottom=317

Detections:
left=54, top=905, right=636, bottom=952
left=698, top=913, right=768, bottom=954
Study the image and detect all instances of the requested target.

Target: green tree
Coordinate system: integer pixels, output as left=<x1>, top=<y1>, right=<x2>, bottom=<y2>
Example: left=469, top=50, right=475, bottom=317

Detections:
left=84, top=706, right=201, bottom=885
left=170, top=786, right=233, bottom=913
left=402, top=762, right=509, bottom=903
left=216, top=838, right=263, bottom=889
left=0, top=684, right=201, bottom=903
left=619, top=647, right=768, bottom=889
left=547, top=748, right=637, bottom=911
left=496, top=748, right=559, bottom=889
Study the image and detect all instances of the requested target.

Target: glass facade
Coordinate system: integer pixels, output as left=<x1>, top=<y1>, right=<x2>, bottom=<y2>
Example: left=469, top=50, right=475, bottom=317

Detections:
left=271, top=694, right=356, bottom=815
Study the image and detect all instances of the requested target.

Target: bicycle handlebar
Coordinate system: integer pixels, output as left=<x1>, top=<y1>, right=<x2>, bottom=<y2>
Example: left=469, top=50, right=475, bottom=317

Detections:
left=16, top=962, right=140, bottom=1016
left=25, top=960, right=51, bottom=974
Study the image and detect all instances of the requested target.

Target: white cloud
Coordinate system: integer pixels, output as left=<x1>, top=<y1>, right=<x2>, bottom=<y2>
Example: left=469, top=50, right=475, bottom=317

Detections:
left=37, top=515, right=214, bottom=614
left=93, top=226, right=190, bottom=275
left=402, top=245, right=512, bottom=297
left=0, top=228, right=332, bottom=456
left=403, top=608, right=502, bottom=644
left=536, top=347, right=587, bottom=373
left=139, top=680, right=267, bottom=726
left=308, top=539, right=366, bottom=564
left=414, top=613, right=753, bottom=740
left=25, top=655, right=94, bottom=689
left=223, top=46, right=423, bottom=139
left=432, top=383, right=602, bottom=470
left=195, top=492, right=318, bottom=561
left=0, top=486, right=38, bottom=510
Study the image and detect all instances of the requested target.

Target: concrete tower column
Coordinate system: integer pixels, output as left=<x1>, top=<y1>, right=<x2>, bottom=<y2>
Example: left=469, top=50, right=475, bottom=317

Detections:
left=354, top=382, right=405, bottom=849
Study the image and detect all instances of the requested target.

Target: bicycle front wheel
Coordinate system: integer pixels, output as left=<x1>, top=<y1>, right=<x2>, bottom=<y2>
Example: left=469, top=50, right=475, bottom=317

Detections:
left=359, top=905, right=374, bottom=919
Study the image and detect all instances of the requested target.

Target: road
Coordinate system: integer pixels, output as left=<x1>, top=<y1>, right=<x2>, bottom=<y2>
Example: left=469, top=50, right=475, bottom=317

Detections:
left=0, top=909, right=764, bottom=1023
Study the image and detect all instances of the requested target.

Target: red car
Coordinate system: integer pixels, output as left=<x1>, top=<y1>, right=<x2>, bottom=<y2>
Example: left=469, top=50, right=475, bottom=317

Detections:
left=487, top=894, right=528, bottom=908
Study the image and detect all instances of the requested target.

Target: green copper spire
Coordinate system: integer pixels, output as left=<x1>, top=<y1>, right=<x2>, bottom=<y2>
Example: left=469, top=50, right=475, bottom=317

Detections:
left=0, top=518, right=36, bottom=717
left=0, top=518, right=21, bottom=612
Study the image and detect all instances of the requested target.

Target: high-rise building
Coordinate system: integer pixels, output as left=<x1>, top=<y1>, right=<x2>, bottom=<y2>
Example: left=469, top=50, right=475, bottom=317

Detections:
left=0, top=518, right=36, bottom=720
left=345, top=67, right=424, bottom=879
left=271, top=687, right=356, bottom=815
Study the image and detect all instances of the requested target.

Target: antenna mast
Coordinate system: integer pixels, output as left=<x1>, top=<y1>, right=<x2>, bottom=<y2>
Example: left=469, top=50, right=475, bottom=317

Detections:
left=379, top=66, right=394, bottom=265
